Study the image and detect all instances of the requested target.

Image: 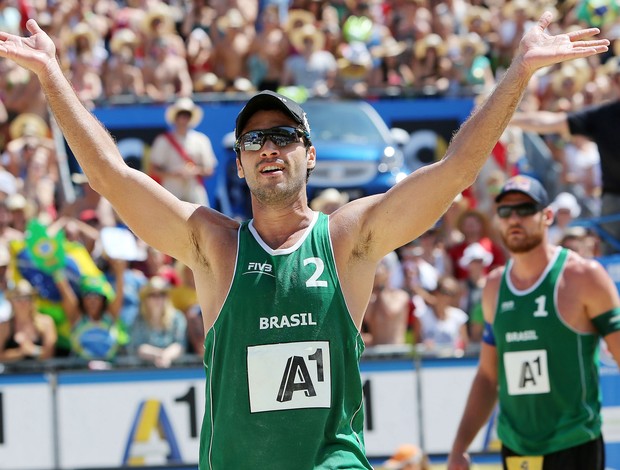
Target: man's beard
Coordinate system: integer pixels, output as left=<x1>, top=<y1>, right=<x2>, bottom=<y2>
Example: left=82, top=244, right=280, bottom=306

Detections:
left=501, top=230, right=544, bottom=254
left=248, top=175, right=305, bottom=206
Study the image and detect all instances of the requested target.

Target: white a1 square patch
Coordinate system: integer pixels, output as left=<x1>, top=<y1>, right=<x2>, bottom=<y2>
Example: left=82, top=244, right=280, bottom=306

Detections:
left=504, top=349, right=550, bottom=396
left=247, top=341, right=331, bottom=413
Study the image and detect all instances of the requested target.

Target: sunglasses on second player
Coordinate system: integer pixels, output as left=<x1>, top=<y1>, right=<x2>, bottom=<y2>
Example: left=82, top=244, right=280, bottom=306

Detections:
left=496, top=202, right=542, bottom=219
left=234, top=126, right=309, bottom=152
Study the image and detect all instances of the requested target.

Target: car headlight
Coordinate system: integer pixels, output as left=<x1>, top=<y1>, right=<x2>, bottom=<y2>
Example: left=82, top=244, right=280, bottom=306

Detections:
left=378, top=146, right=404, bottom=173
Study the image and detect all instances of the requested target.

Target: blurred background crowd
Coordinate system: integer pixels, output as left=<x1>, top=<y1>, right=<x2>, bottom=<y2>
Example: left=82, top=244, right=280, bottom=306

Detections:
left=0, top=0, right=619, bottom=367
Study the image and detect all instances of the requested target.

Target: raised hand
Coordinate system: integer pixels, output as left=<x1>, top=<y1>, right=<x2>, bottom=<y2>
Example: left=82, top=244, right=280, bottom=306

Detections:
left=517, top=11, right=609, bottom=76
left=0, top=19, right=57, bottom=77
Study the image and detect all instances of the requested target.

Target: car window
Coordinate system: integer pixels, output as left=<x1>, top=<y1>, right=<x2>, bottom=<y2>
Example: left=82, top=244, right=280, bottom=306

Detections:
left=303, top=103, right=387, bottom=145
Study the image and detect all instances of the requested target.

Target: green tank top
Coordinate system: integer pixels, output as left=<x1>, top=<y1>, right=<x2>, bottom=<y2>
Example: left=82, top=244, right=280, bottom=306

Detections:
left=200, top=212, right=371, bottom=470
left=494, top=247, right=601, bottom=455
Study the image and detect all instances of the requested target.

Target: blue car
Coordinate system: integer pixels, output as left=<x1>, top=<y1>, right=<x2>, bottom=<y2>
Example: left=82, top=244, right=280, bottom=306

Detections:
left=222, top=100, right=410, bottom=218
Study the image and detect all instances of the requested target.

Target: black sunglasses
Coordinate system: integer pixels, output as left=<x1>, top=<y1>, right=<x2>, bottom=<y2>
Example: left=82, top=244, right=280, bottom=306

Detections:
left=497, top=202, right=541, bottom=219
left=234, top=126, right=309, bottom=152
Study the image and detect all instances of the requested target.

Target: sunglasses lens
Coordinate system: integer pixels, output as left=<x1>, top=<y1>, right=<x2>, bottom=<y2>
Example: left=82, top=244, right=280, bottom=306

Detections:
left=497, top=203, right=539, bottom=218
left=238, top=131, right=265, bottom=151
left=516, top=204, right=538, bottom=217
left=235, top=127, right=302, bottom=152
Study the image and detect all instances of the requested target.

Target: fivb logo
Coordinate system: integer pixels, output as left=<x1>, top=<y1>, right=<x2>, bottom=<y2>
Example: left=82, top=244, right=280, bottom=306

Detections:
left=245, top=261, right=274, bottom=277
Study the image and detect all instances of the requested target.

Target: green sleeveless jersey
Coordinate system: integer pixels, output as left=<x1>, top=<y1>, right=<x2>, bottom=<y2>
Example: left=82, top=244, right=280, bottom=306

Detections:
left=494, top=247, right=601, bottom=455
left=200, top=212, right=371, bottom=470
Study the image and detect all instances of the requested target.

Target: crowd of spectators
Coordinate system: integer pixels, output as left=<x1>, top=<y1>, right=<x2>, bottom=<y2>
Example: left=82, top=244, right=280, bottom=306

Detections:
left=0, top=0, right=619, bottom=365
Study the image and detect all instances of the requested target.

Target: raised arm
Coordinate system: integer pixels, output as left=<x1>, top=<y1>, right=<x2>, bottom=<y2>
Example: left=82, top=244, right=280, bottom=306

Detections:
left=349, top=12, right=608, bottom=262
left=0, top=20, right=218, bottom=266
left=510, top=110, right=570, bottom=136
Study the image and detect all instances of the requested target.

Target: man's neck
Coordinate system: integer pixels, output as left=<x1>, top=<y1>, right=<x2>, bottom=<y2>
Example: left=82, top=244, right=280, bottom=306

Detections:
left=509, top=244, right=557, bottom=287
left=250, top=205, right=315, bottom=250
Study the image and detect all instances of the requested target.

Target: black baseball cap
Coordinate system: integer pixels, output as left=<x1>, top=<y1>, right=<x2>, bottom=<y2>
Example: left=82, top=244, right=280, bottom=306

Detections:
left=495, top=175, right=549, bottom=207
left=234, top=90, right=311, bottom=139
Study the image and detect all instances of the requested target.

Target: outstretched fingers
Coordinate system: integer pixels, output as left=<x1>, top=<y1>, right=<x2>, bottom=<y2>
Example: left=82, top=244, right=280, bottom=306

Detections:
left=566, top=27, right=603, bottom=41
left=573, top=39, right=611, bottom=49
left=536, top=11, right=554, bottom=32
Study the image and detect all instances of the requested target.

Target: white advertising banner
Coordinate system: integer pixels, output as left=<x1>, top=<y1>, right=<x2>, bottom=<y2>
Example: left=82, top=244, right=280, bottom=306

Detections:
left=3, top=358, right=619, bottom=469
left=361, top=363, right=420, bottom=456
left=419, top=359, right=491, bottom=454
left=0, top=374, right=55, bottom=470
left=56, top=369, right=205, bottom=468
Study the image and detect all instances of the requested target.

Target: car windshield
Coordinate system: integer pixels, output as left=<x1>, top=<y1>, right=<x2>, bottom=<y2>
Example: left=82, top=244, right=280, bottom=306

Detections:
left=303, top=103, right=387, bottom=145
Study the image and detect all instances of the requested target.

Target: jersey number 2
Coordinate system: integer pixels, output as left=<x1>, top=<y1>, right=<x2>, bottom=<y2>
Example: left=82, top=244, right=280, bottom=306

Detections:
left=304, top=257, right=328, bottom=288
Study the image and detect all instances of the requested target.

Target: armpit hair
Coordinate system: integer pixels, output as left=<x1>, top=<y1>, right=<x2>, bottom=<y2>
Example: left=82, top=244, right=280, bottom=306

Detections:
left=189, top=228, right=210, bottom=269
left=351, top=229, right=373, bottom=260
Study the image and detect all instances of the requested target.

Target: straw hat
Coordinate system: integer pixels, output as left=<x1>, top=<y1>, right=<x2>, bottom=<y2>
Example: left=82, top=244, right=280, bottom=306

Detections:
left=286, top=9, right=315, bottom=33
left=5, top=193, right=27, bottom=211
left=217, top=8, right=245, bottom=32
left=459, top=32, right=488, bottom=57
left=67, top=22, right=99, bottom=49
left=110, top=28, right=138, bottom=54
left=9, top=113, right=50, bottom=140
left=337, top=41, right=372, bottom=78
left=602, top=55, right=620, bottom=77
left=7, top=279, right=37, bottom=300
left=310, top=188, right=349, bottom=212
left=414, top=33, right=447, bottom=60
left=289, top=23, right=326, bottom=53
left=141, top=3, right=175, bottom=34
left=370, top=36, right=407, bottom=59
left=464, top=6, right=492, bottom=34
left=139, top=276, right=171, bottom=301
left=551, top=61, right=590, bottom=95
left=502, top=0, right=536, bottom=18
left=165, top=98, right=204, bottom=128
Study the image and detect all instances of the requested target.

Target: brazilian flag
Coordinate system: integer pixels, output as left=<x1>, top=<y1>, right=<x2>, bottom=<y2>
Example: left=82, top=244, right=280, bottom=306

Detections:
left=9, top=220, right=124, bottom=352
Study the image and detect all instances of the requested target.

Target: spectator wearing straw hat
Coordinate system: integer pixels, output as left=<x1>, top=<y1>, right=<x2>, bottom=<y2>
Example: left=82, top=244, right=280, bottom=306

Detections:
left=309, top=187, right=349, bottom=214
left=369, top=36, right=408, bottom=91
left=282, top=23, right=338, bottom=97
left=149, top=98, right=217, bottom=207
left=102, top=28, right=145, bottom=100
left=129, top=276, right=187, bottom=368
left=247, top=5, right=289, bottom=92
left=140, top=3, right=185, bottom=60
left=211, top=8, right=254, bottom=92
left=0, top=279, right=57, bottom=362
left=409, top=33, right=452, bottom=93
left=4, top=113, right=56, bottom=184
left=142, top=33, right=193, bottom=102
